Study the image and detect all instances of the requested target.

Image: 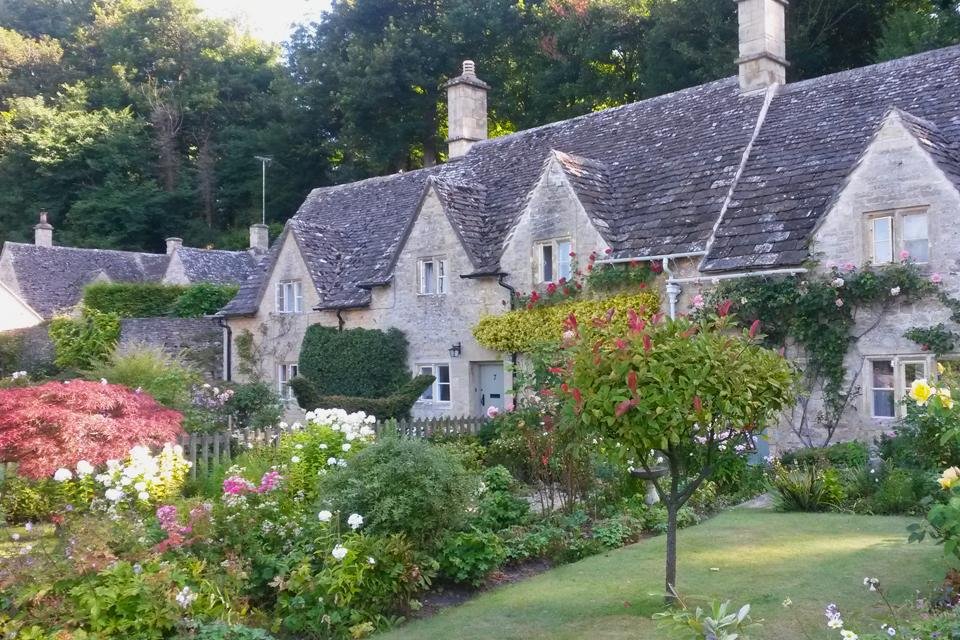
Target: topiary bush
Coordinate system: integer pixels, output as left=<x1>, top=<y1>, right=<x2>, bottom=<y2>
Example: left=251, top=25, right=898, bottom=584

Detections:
left=298, top=325, right=411, bottom=397
left=289, top=374, right=434, bottom=420
left=319, top=436, right=475, bottom=545
left=0, top=379, right=183, bottom=478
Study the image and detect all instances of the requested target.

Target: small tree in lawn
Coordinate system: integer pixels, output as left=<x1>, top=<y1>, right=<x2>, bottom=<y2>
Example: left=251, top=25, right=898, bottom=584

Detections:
left=557, top=302, right=796, bottom=601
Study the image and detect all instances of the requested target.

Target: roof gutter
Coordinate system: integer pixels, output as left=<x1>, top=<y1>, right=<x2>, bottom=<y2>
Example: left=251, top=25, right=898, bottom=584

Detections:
left=595, top=251, right=706, bottom=265
left=667, top=267, right=807, bottom=285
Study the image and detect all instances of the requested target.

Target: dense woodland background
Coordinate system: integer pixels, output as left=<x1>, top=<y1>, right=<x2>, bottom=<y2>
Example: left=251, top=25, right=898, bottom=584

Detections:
left=0, top=0, right=958, bottom=252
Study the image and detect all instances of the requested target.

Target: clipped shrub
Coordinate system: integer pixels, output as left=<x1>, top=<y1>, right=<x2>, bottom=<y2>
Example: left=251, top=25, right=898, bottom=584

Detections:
left=86, top=346, right=201, bottom=408
left=171, top=283, right=239, bottom=317
left=0, top=379, right=183, bottom=478
left=84, top=282, right=186, bottom=317
left=299, top=325, right=411, bottom=397
left=438, top=528, right=506, bottom=586
left=472, top=291, right=661, bottom=353
left=290, top=374, right=434, bottom=421
left=319, top=436, right=475, bottom=545
left=48, top=306, right=121, bottom=370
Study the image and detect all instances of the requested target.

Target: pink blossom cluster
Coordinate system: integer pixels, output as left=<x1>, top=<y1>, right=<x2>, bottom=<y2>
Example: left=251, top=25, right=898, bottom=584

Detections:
left=154, top=503, right=211, bottom=552
left=221, top=470, right=283, bottom=496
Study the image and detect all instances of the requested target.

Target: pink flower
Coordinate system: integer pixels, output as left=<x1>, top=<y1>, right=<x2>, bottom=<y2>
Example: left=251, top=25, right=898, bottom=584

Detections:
left=899, top=250, right=910, bottom=261
left=691, top=294, right=705, bottom=310
left=222, top=475, right=256, bottom=495
left=932, top=272, right=943, bottom=284
left=486, top=405, right=500, bottom=419
left=842, top=262, right=856, bottom=273
left=835, top=298, right=844, bottom=308
left=257, top=470, right=282, bottom=493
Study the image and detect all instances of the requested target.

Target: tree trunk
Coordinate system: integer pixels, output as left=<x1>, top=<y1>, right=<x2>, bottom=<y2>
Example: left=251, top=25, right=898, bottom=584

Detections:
left=664, top=502, right=679, bottom=604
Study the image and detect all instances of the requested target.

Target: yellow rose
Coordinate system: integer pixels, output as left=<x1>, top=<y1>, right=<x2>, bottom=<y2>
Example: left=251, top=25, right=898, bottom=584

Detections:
left=940, top=466, right=960, bottom=490
left=910, top=379, right=933, bottom=405
left=937, top=387, right=955, bottom=410
left=938, top=362, right=946, bottom=375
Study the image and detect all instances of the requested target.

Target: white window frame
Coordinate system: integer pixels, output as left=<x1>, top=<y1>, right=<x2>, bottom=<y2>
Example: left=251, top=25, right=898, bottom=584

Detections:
left=418, top=257, right=448, bottom=295
left=416, top=363, right=451, bottom=403
left=275, top=280, right=303, bottom=314
left=536, top=238, right=573, bottom=283
left=278, top=362, right=299, bottom=400
left=866, top=208, right=929, bottom=265
left=866, top=355, right=933, bottom=419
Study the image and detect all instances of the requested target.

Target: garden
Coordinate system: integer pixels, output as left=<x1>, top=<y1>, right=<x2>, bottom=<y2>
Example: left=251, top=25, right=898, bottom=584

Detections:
left=3, top=258, right=960, bottom=640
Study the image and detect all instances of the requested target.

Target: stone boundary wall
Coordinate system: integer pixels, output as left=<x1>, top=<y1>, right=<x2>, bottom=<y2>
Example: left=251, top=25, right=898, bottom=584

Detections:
left=118, top=317, right=223, bottom=379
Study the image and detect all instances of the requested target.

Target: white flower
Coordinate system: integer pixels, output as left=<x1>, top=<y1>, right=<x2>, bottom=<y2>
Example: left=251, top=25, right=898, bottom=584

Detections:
left=291, top=456, right=301, bottom=463
left=53, top=468, right=73, bottom=482
left=367, top=556, right=376, bottom=565
left=24, top=522, right=32, bottom=532
left=864, top=577, right=879, bottom=591
left=318, top=510, right=333, bottom=522
left=347, top=513, right=364, bottom=530
left=176, top=586, right=197, bottom=609
left=835, top=298, right=844, bottom=308
left=832, top=277, right=845, bottom=288
left=337, top=458, right=347, bottom=468
left=10, top=533, right=19, bottom=541
left=104, top=488, right=124, bottom=501
left=327, top=457, right=337, bottom=466
left=341, top=443, right=351, bottom=452
left=295, top=444, right=304, bottom=450
left=890, top=286, right=901, bottom=296
left=134, top=481, right=147, bottom=491
left=331, top=544, right=348, bottom=561
left=100, top=378, right=108, bottom=385
left=828, top=617, right=845, bottom=629
left=840, top=631, right=858, bottom=640
left=138, top=491, right=150, bottom=501
left=75, top=460, right=94, bottom=477
left=782, top=598, right=792, bottom=607
left=319, top=443, right=328, bottom=450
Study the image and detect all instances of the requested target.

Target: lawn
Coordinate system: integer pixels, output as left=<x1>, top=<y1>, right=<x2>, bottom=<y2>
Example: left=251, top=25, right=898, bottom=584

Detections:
left=379, top=508, right=950, bottom=640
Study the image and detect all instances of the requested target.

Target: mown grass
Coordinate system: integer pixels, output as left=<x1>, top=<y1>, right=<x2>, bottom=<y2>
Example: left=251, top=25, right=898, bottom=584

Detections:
left=379, top=508, right=950, bottom=640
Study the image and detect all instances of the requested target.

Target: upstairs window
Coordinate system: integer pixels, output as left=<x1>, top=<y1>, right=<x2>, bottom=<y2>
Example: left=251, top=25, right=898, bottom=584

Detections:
left=417, top=364, right=451, bottom=402
left=537, top=238, right=573, bottom=283
left=275, top=280, right=303, bottom=313
left=418, top=257, right=448, bottom=295
left=867, top=208, right=929, bottom=264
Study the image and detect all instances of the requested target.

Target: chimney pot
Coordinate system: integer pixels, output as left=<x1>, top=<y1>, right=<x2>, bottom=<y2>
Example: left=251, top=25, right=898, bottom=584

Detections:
left=735, top=0, right=789, bottom=92
left=165, top=237, right=183, bottom=255
left=34, top=210, right=53, bottom=247
left=444, top=60, right=490, bottom=159
left=249, top=223, right=269, bottom=254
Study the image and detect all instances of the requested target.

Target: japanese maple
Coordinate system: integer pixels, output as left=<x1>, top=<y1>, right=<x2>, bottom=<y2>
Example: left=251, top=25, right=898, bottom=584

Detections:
left=0, top=380, right=183, bottom=479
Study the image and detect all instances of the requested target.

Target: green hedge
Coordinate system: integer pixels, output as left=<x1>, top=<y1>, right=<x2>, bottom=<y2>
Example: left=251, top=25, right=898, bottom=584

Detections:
left=289, top=374, right=435, bottom=421
left=83, top=282, right=238, bottom=318
left=298, top=325, right=411, bottom=397
left=48, top=306, right=121, bottom=369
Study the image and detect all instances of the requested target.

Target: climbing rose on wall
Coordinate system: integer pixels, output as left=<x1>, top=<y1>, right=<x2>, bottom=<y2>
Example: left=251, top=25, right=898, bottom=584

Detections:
left=0, top=380, right=183, bottom=479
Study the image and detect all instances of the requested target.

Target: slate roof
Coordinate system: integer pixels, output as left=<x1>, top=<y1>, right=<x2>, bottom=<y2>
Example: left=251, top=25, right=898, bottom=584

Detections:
left=1, top=243, right=169, bottom=318
left=224, top=43, right=960, bottom=313
left=175, top=247, right=258, bottom=285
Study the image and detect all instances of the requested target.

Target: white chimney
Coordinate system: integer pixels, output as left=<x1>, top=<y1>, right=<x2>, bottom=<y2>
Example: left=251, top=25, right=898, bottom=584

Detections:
left=34, top=211, right=53, bottom=247
left=735, top=0, right=789, bottom=92
left=249, top=223, right=269, bottom=253
left=165, top=237, right=183, bottom=255
left=444, top=60, right=490, bottom=159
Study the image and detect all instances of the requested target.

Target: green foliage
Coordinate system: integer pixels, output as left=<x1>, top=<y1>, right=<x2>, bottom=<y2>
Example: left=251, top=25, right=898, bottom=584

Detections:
left=905, top=323, right=959, bottom=355
left=48, top=306, right=121, bottom=370
left=0, top=333, right=23, bottom=377
left=84, top=282, right=239, bottom=318
left=474, top=465, right=529, bottom=531
left=875, top=2, right=960, bottom=62
left=584, top=261, right=656, bottom=292
left=780, top=441, right=870, bottom=469
left=171, top=283, right=239, bottom=318
left=290, top=374, right=434, bottom=421
left=771, top=464, right=845, bottom=512
left=0, top=476, right=57, bottom=523
left=653, top=600, right=757, bottom=640
left=185, top=622, right=277, bottom=640
left=276, top=412, right=371, bottom=497
left=881, top=400, right=960, bottom=470
left=224, top=381, right=282, bottom=429
left=319, top=437, right=475, bottom=546
left=473, top=292, right=661, bottom=353
left=592, top=514, right=645, bottom=549
left=299, top=326, right=411, bottom=398
left=438, top=529, right=506, bottom=586
left=86, top=346, right=200, bottom=408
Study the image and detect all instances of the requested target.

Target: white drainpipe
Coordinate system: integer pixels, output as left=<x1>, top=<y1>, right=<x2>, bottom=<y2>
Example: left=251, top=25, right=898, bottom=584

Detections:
left=662, top=257, right=682, bottom=319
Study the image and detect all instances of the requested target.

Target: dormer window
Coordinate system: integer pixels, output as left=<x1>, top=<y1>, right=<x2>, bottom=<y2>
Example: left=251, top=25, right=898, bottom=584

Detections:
left=537, top=239, right=572, bottom=283
left=418, top=257, right=447, bottom=295
left=867, top=208, right=928, bottom=264
left=276, top=280, right=303, bottom=313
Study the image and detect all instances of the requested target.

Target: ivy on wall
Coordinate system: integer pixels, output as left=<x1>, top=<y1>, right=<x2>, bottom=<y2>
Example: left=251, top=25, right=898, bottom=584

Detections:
left=84, top=282, right=238, bottom=318
left=904, top=324, right=959, bottom=355
left=710, top=260, right=953, bottom=446
left=48, top=306, right=121, bottom=370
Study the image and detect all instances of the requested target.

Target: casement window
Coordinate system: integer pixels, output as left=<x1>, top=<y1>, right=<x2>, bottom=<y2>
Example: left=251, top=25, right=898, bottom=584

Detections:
left=418, top=257, right=448, bottom=295
left=536, top=238, right=573, bottom=283
left=868, top=356, right=930, bottom=418
left=417, top=364, right=451, bottom=402
left=278, top=363, right=299, bottom=400
left=275, top=280, right=303, bottom=313
left=866, top=208, right=929, bottom=264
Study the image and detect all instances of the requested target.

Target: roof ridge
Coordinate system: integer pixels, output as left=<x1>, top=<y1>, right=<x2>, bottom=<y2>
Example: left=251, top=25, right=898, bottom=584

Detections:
left=302, top=164, right=443, bottom=199
left=4, top=241, right=165, bottom=259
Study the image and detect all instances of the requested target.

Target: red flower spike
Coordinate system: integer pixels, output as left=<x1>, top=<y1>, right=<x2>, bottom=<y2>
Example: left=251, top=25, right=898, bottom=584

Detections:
left=650, top=313, right=664, bottom=325
left=627, top=309, right=645, bottom=333
left=572, top=388, right=583, bottom=406
left=565, top=313, right=579, bottom=331
left=626, top=371, right=638, bottom=395
left=693, top=395, right=702, bottom=412
left=749, top=319, right=761, bottom=338
left=717, top=299, right=733, bottom=317
left=615, top=398, right=637, bottom=418
left=643, top=335, right=652, bottom=352
left=615, top=338, right=628, bottom=350
left=560, top=383, right=569, bottom=393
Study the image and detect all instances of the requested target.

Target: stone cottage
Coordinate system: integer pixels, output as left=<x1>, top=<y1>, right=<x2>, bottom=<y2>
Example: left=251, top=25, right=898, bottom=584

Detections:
left=219, top=0, right=960, bottom=450
left=0, top=214, right=266, bottom=331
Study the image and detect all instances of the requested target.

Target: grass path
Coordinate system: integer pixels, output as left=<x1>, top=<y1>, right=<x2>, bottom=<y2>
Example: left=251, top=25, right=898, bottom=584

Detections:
left=379, top=509, right=950, bottom=640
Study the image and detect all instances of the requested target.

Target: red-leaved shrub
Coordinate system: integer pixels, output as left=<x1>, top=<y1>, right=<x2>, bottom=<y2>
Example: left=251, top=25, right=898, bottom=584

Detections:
left=0, top=380, right=183, bottom=479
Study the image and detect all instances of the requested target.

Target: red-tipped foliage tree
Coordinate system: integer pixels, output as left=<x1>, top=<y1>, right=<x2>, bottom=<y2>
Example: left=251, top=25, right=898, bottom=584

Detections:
left=0, top=380, right=183, bottom=479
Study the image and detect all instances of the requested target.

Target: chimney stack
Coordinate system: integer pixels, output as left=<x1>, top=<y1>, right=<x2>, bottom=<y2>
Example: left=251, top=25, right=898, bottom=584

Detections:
left=735, top=0, right=789, bottom=92
left=444, top=60, right=490, bottom=159
left=165, top=237, right=183, bottom=255
left=249, top=223, right=269, bottom=253
left=34, top=211, right=53, bottom=247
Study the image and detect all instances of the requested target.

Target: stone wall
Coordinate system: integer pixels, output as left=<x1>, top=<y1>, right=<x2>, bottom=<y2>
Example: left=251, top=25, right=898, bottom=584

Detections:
left=0, top=323, right=55, bottom=375
left=119, top=317, right=223, bottom=379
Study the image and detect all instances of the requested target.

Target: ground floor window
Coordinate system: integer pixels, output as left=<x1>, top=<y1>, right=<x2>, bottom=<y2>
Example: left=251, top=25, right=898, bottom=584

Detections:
left=867, top=356, right=930, bottom=418
left=417, top=363, right=451, bottom=402
left=278, top=362, right=298, bottom=400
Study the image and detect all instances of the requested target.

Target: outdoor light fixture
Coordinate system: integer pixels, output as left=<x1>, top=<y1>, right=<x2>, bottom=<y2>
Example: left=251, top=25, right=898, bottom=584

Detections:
left=448, top=342, right=462, bottom=358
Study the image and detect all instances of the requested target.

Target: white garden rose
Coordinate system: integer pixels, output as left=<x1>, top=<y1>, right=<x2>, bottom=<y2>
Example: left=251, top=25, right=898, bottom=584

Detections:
left=331, top=544, right=348, bottom=561
left=347, top=513, right=364, bottom=530
left=53, top=468, right=73, bottom=482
